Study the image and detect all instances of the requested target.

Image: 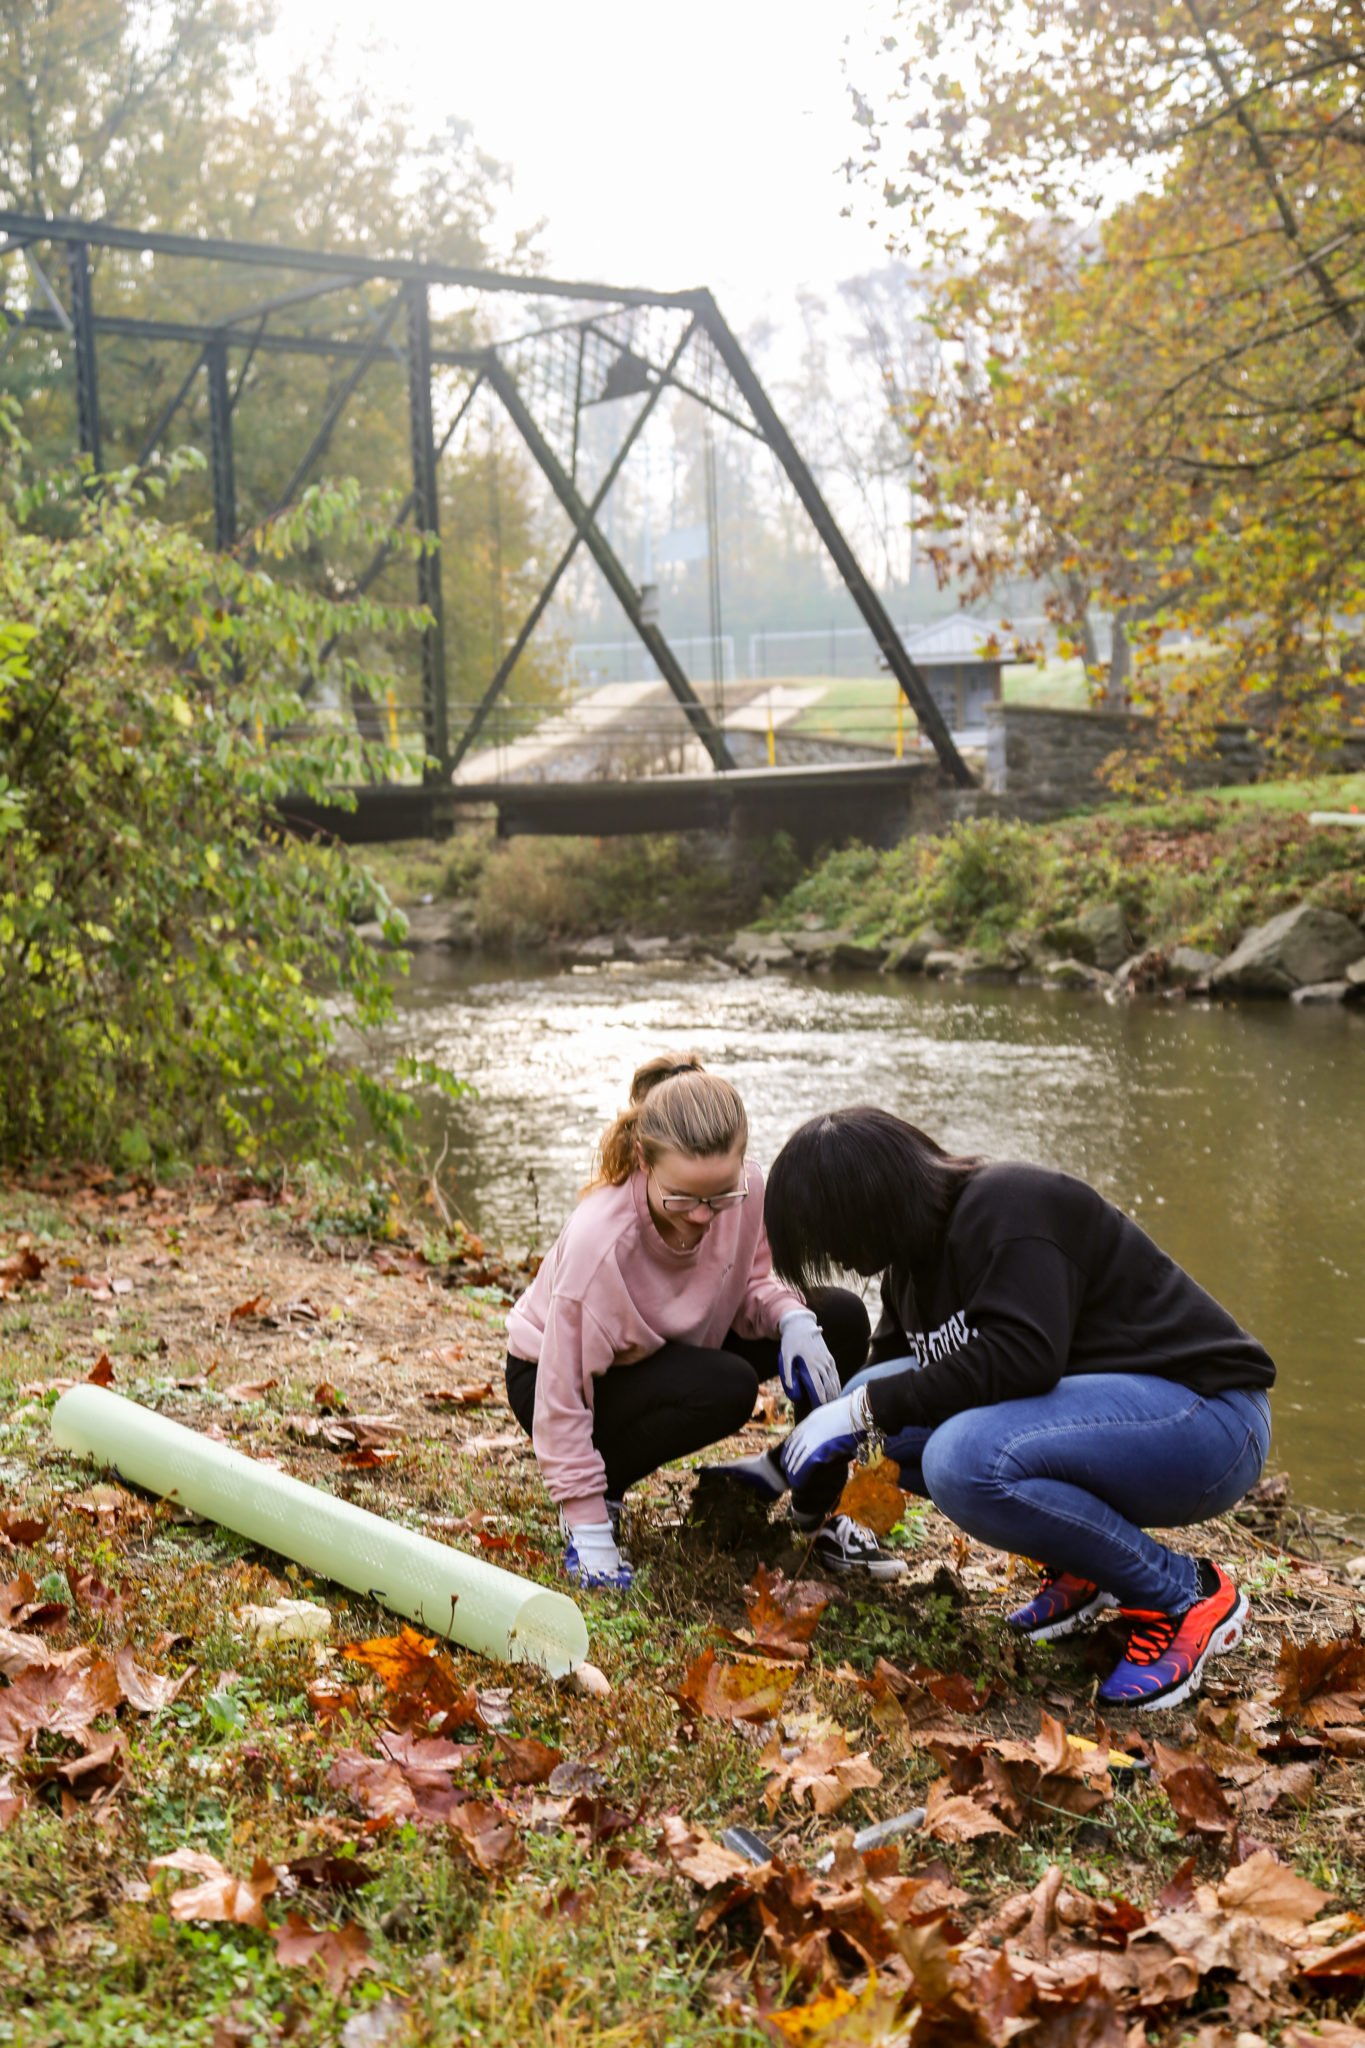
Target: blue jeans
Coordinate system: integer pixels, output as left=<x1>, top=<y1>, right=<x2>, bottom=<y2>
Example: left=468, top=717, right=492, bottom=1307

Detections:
left=846, top=1361, right=1271, bottom=1614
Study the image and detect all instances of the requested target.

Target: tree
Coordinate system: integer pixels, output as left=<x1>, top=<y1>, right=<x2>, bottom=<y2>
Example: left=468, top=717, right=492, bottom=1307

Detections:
left=0, top=2, right=563, bottom=746
left=854, top=1, right=1365, bottom=762
left=0, top=398, right=469, bottom=1168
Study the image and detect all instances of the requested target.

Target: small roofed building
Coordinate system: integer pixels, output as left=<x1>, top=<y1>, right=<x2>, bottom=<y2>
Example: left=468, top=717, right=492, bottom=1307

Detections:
left=897, top=615, right=1004, bottom=735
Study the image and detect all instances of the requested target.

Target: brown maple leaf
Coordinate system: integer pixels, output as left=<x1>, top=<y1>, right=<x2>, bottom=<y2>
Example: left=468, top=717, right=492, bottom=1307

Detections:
left=0, top=1655, right=121, bottom=1755
left=835, top=1457, right=906, bottom=1538
left=149, top=1849, right=277, bottom=1928
left=447, top=1797, right=522, bottom=1875
left=341, top=1625, right=465, bottom=1725
left=922, top=1776, right=1016, bottom=1843
left=327, top=1735, right=476, bottom=1824
left=1152, top=1741, right=1237, bottom=1837
left=0, top=1511, right=49, bottom=1546
left=759, top=1727, right=883, bottom=1817
left=671, top=1647, right=797, bottom=1728
left=659, top=1813, right=762, bottom=1889
left=423, top=1383, right=494, bottom=1409
left=272, top=1912, right=374, bottom=1994
left=113, top=1647, right=194, bottom=1714
left=719, top=1565, right=833, bottom=1664
left=493, top=1733, right=563, bottom=1786
left=1272, top=1627, right=1365, bottom=1727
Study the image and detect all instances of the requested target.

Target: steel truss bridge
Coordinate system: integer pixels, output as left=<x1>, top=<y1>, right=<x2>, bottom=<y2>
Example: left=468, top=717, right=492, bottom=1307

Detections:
left=0, top=212, right=976, bottom=838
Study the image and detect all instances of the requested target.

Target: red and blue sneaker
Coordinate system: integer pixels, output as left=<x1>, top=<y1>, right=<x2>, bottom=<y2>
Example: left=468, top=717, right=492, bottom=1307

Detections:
left=1097, top=1560, right=1248, bottom=1711
left=1006, top=1569, right=1117, bottom=1642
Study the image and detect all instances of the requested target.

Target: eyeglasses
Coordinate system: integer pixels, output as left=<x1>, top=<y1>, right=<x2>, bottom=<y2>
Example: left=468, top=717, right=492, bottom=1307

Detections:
left=653, top=1172, right=749, bottom=1216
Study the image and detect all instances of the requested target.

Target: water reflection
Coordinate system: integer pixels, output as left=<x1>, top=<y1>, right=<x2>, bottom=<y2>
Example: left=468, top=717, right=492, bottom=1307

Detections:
left=377, top=955, right=1365, bottom=1510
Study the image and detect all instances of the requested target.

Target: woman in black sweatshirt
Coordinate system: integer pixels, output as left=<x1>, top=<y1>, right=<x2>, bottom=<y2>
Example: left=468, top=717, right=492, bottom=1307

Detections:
left=758, top=1107, right=1274, bottom=1712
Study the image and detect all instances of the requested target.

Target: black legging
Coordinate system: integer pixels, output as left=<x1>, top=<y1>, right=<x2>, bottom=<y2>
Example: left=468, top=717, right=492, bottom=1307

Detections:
left=505, top=1285, right=871, bottom=1520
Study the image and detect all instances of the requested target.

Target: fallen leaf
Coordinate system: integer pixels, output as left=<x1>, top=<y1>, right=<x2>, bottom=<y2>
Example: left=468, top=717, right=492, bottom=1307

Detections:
left=149, top=1848, right=277, bottom=1927
left=473, top=1529, right=549, bottom=1568
left=306, top=1678, right=359, bottom=1726
left=1152, top=1742, right=1237, bottom=1837
left=493, top=1733, right=563, bottom=1786
left=86, top=1352, right=115, bottom=1387
left=672, top=1647, right=797, bottom=1728
left=280, top=1852, right=379, bottom=1893
left=71, top=1571, right=126, bottom=1621
left=1297, top=1928, right=1365, bottom=1980
left=424, top=1383, right=494, bottom=1410
left=272, top=1911, right=374, bottom=1994
left=659, top=1813, right=762, bottom=1888
left=766, top=1976, right=914, bottom=2046
left=835, top=1457, right=906, bottom=1538
left=719, top=1565, right=833, bottom=1664
left=113, top=1646, right=194, bottom=1712
left=229, top=1295, right=271, bottom=1322
left=0, top=1776, right=26, bottom=1830
left=0, top=1511, right=49, bottom=1547
left=1215, top=1850, right=1333, bottom=1932
left=447, top=1797, right=522, bottom=1874
left=237, top=1598, right=332, bottom=1642
left=341, top=1626, right=467, bottom=1725
left=759, top=1727, right=883, bottom=1816
left=921, top=1777, right=1017, bottom=1842
left=1273, top=1627, right=1365, bottom=1728
left=0, top=1655, right=121, bottom=1757
left=0, top=1248, right=46, bottom=1289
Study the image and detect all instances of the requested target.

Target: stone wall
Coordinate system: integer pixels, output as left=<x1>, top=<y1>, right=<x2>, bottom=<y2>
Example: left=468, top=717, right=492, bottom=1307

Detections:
left=983, top=703, right=1365, bottom=818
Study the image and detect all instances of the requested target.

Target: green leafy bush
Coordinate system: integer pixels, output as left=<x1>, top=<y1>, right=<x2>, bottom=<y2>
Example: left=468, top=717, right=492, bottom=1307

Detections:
left=0, top=419, right=459, bottom=1169
left=770, top=794, right=1365, bottom=961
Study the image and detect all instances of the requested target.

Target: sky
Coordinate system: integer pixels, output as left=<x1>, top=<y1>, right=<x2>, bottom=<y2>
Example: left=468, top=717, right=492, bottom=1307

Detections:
left=261, top=0, right=900, bottom=333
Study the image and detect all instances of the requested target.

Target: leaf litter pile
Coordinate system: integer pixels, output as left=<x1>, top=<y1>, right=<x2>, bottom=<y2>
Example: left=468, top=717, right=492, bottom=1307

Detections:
left=0, top=1170, right=1363, bottom=2047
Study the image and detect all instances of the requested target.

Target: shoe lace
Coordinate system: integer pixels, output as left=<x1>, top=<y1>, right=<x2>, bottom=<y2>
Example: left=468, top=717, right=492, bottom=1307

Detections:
left=1119, top=1609, right=1178, bottom=1665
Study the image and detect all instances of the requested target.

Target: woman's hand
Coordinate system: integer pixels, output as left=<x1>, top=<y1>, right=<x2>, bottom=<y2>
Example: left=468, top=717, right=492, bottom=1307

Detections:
left=778, top=1308, right=842, bottom=1406
left=562, top=1519, right=634, bottom=1591
left=779, top=1385, right=874, bottom=1485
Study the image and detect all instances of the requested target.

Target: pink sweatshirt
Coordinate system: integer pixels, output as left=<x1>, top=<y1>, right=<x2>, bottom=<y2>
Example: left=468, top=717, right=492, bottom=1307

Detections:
left=504, top=1162, right=802, bottom=1527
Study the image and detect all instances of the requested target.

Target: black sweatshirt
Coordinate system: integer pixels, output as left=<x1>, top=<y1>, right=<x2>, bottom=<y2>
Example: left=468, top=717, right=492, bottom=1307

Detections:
left=863, top=1163, right=1275, bottom=1437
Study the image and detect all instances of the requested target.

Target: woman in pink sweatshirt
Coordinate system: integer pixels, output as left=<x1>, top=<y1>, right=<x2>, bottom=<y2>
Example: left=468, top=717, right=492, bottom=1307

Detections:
left=504, top=1052, right=904, bottom=1589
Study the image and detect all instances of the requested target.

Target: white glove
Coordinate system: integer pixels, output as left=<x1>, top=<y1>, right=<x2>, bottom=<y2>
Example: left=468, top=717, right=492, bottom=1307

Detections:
left=562, top=1520, right=633, bottom=1591
left=778, top=1308, right=842, bottom=1407
left=780, top=1385, right=874, bottom=1487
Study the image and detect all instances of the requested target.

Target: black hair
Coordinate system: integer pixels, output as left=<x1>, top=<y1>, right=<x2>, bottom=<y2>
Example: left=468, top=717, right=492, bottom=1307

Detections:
left=764, top=1107, right=981, bottom=1295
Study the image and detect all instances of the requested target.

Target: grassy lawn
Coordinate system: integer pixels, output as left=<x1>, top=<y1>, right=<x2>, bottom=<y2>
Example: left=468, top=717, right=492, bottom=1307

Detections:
left=0, top=1178, right=1362, bottom=2045
left=762, top=660, right=1094, bottom=747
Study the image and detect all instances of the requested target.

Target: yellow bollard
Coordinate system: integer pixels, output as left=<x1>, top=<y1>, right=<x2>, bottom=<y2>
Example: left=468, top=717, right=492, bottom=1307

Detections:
left=766, top=695, right=776, bottom=768
left=385, top=690, right=400, bottom=750
left=894, top=686, right=904, bottom=761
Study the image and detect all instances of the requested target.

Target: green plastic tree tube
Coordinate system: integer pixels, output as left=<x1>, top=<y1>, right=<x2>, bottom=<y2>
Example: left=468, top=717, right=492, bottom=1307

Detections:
left=50, top=1384, right=588, bottom=1678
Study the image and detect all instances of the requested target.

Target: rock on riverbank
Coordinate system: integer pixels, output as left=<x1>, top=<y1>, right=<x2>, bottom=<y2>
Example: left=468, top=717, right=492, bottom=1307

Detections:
left=721, top=899, right=1365, bottom=1005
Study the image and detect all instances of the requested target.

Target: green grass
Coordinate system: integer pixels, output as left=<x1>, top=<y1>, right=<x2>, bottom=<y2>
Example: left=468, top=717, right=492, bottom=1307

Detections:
left=1205, top=771, right=1365, bottom=814
left=1000, top=657, right=1091, bottom=710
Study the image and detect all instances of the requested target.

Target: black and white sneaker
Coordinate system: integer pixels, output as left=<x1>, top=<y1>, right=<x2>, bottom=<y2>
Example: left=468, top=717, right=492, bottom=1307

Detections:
left=793, top=1511, right=907, bottom=1581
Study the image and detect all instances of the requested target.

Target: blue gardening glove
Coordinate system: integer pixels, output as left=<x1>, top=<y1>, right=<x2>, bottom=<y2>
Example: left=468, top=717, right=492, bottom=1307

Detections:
left=778, top=1307, right=842, bottom=1407
left=561, top=1517, right=634, bottom=1591
left=779, top=1385, right=874, bottom=1488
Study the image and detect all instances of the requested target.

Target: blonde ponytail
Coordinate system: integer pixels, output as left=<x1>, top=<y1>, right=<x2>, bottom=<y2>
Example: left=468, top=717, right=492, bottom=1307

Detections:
left=588, top=1051, right=748, bottom=1190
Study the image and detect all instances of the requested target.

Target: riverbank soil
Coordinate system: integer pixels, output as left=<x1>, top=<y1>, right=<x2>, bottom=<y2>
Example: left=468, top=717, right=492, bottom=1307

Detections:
left=1, top=1175, right=1363, bottom=2047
